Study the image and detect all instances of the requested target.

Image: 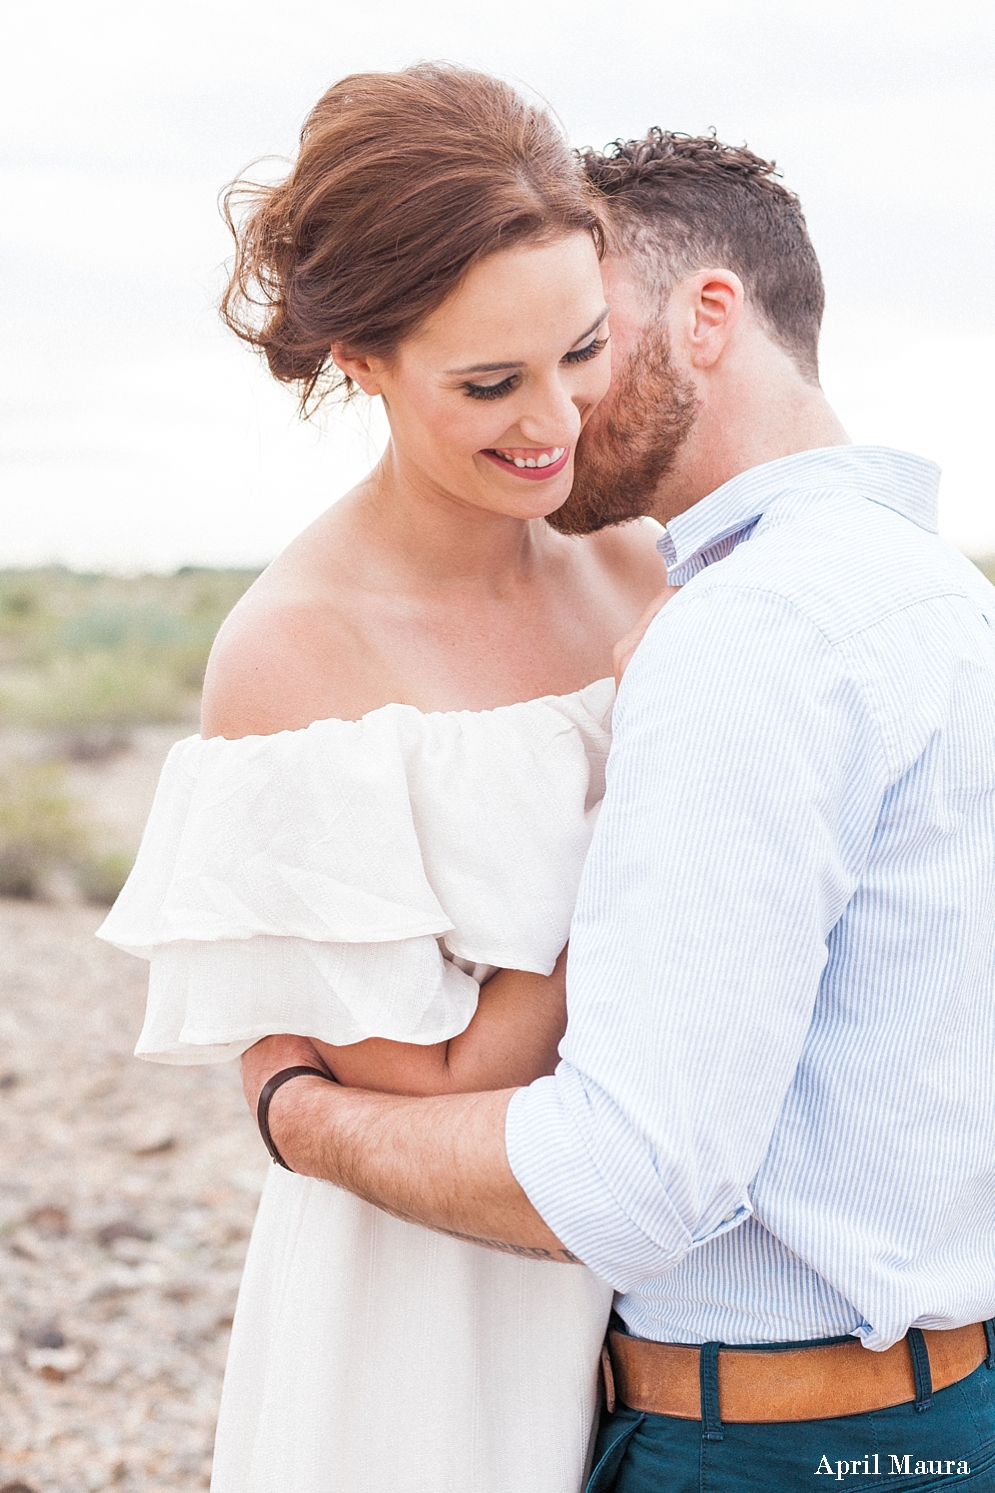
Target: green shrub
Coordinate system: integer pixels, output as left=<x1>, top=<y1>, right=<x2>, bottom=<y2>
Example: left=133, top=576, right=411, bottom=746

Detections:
left=0, top=567, right=260, bottom=728
left=0, top=654, right=192, bottom=728
left=0, top=760, right=86, bottom=898
left=0, top=759, right=135, bottom=903
left=75, top=849, right=134, bottom=907
left=0, top=568, right=260, bottom=898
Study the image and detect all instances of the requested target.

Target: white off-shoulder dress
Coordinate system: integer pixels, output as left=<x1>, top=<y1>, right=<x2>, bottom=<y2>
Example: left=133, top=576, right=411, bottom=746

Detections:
left=98, top=679, right=616, bottom=1493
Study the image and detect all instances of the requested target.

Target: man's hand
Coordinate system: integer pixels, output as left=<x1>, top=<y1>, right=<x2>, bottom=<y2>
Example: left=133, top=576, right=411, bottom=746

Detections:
left=613, top=584, right=680, bottom=686
left=239, top=1036, right=581, bottom=1264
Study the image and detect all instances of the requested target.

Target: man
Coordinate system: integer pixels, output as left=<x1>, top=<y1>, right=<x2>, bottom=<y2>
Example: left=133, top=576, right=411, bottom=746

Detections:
left=244, top=132, right=995, bottom=1489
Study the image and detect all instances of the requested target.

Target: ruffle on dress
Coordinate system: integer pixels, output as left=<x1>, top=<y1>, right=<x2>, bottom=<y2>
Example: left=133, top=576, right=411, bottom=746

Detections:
left=97, top=679, right=614, bottom=1063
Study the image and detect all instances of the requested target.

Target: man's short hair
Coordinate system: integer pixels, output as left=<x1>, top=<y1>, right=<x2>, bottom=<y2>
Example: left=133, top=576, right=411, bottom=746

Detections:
left=581, top=130, right=824, bottom=383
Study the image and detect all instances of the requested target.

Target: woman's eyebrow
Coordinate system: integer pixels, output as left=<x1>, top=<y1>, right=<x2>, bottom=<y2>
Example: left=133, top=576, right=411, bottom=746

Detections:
left=572, top=306, right=610, bottom=345
left=444, top=307, right=610, bottom=377
left=446, top=357, right=526, bottom=376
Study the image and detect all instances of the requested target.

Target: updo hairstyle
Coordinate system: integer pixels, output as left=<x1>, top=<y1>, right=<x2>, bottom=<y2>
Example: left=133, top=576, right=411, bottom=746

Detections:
left=220, top=64, right=603, bottom=413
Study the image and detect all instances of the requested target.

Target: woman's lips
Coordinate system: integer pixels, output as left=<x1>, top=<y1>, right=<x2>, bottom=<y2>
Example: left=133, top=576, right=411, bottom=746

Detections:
left=480, top=445, right=571, bottom=481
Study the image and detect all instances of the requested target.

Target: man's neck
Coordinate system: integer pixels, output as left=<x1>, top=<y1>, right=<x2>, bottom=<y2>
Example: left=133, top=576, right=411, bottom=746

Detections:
left=651, top=370, right=850, bottom=527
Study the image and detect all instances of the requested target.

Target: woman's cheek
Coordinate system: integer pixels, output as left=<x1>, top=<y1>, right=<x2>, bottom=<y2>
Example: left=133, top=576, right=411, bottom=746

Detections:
left=444, top=406, right=506, bottom=467
left=408, top=387, right=482, bottom=463
left=588, top=356, right=613, bottom=411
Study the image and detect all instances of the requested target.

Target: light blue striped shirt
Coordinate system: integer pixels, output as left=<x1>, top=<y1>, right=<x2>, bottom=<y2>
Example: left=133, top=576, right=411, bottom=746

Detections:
left=506, top=446, right=995, bottom=1351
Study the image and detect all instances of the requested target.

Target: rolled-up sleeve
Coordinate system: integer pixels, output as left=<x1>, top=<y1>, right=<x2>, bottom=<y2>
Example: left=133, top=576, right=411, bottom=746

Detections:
left=505, top=583, right=889, bottom=1290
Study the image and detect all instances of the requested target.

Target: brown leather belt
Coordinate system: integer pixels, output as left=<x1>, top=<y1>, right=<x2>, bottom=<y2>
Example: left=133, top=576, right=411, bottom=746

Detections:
left=604, top=1323, right=988, bottom=1423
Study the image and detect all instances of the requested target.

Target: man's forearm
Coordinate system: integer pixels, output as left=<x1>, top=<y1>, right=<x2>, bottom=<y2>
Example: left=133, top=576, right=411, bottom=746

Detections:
left=266, top=1071, right=581, bottom=1263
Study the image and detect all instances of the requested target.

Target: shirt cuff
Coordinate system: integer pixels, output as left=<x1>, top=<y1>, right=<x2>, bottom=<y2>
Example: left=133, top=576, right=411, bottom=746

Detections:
left=505, top=1068, right=695, bottom=1291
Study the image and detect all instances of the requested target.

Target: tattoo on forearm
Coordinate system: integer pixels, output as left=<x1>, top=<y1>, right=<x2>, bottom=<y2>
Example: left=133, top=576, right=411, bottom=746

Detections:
left=441, top=1228, right=581, bottom=1263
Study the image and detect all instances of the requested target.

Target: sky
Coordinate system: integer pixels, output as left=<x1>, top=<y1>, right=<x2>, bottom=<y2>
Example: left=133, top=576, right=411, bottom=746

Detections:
left=1, top=0, right=993, bottom=571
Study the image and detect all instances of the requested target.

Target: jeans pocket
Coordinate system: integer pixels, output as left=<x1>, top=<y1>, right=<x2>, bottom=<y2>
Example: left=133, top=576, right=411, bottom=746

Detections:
left=585, top=1411, right=646, bottom=1493
left=864, top=1442, right=995, bottom=1491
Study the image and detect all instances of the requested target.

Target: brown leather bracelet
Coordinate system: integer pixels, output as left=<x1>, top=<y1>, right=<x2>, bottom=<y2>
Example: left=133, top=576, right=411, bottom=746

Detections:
left=256, top=1065, right=338, bottom=1171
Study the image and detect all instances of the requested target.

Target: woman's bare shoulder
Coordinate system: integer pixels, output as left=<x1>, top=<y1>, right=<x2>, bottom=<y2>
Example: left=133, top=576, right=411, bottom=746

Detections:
left=200, top=564, right=382, bottom=740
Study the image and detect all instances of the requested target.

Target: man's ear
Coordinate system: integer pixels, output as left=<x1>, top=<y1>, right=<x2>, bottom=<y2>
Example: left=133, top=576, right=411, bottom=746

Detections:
left=329, top=343, right=389, bottom=396
left=677, top=269, right=744, bottom=370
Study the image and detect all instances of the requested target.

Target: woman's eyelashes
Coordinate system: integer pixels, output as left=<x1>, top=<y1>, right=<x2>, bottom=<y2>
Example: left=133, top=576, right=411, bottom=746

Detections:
left=460, top=334, right=609, bottom=401
left=463, top=373, right=519, bottom=402
left=562, top=333, right=609, bottom=366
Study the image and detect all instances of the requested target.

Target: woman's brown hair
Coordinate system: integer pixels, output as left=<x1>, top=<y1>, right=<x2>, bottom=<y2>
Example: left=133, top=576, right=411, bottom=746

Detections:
left=220, top=64, right=602, bottom=413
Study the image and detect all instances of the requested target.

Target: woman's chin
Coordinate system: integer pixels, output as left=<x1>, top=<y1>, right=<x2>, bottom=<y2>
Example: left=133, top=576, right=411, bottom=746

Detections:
left=472, top=465, right=575, bottom=521
left=503, top=485, right=574, bottom=522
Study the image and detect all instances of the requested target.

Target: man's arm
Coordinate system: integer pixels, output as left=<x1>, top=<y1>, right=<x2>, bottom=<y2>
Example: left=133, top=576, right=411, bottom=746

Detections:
left=243, top=584, right=886, bottom=1285
left=504, top=583, right=889, bottom=1288
left=241, top=1033, right=580, bottom=1261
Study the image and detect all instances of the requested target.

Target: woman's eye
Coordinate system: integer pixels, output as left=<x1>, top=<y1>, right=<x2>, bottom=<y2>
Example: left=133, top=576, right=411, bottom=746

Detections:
left=462, top=374, right=519, bottom=401
left=563, top=334, right=609, bottom=365
left=459, top=337, right=606, bottom=398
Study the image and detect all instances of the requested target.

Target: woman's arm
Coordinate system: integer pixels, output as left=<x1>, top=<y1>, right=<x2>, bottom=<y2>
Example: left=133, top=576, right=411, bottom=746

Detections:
left=309, top=949, right=568, bottom=1097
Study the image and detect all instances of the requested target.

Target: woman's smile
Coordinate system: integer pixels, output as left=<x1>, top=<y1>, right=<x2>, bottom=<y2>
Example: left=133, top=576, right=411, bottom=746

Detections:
left=479, top=444, right=570, bottom=479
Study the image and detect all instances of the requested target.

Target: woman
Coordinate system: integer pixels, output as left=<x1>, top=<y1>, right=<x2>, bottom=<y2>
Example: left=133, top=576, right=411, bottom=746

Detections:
left=99, top=64, right=670, bottom=1492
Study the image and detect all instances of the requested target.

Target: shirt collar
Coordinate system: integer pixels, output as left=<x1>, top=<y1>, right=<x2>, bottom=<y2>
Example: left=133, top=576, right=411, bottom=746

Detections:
left=657, top=445, right=941, bottom=585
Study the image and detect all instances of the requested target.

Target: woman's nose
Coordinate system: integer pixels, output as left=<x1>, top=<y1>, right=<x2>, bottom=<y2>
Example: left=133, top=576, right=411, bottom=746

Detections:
left=517, top=378, right=582, bottom=447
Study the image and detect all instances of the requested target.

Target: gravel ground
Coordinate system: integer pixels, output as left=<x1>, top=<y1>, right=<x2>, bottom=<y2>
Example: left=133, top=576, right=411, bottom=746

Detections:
left=0, top=732, right=268, bottom=1493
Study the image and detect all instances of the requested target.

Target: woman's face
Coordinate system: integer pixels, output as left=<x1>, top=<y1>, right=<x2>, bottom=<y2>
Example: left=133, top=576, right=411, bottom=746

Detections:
left=344, top=232, right=611, bottom=521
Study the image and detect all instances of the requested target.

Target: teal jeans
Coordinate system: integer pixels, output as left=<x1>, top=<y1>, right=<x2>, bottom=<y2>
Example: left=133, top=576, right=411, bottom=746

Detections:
left=588, top=1334, right=995, bottom=1492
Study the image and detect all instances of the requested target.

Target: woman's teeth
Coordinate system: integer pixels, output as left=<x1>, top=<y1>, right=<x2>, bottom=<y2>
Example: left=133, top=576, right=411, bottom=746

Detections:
left=493, top=447, right=566, bottom=469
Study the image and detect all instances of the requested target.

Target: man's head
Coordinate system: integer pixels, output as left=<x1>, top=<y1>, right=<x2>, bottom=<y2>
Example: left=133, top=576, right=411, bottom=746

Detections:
left=549, top=131, right=828, bottom=534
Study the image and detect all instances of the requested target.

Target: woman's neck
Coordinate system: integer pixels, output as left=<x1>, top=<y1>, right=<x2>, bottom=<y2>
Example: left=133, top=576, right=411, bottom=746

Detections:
left=337, top=451, right=558, bottom=596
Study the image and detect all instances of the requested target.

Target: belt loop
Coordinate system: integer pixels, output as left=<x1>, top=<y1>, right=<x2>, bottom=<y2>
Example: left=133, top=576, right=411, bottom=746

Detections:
left=699, top=1342, right=724, bottom=1441
left=985, top=1320, right=995, bottom=1371
left=907, top=1328, right=933, bottom=1412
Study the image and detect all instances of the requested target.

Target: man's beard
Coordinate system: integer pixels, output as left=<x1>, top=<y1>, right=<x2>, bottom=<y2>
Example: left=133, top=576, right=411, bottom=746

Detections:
left=547, top=330, right=698, bottom=536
